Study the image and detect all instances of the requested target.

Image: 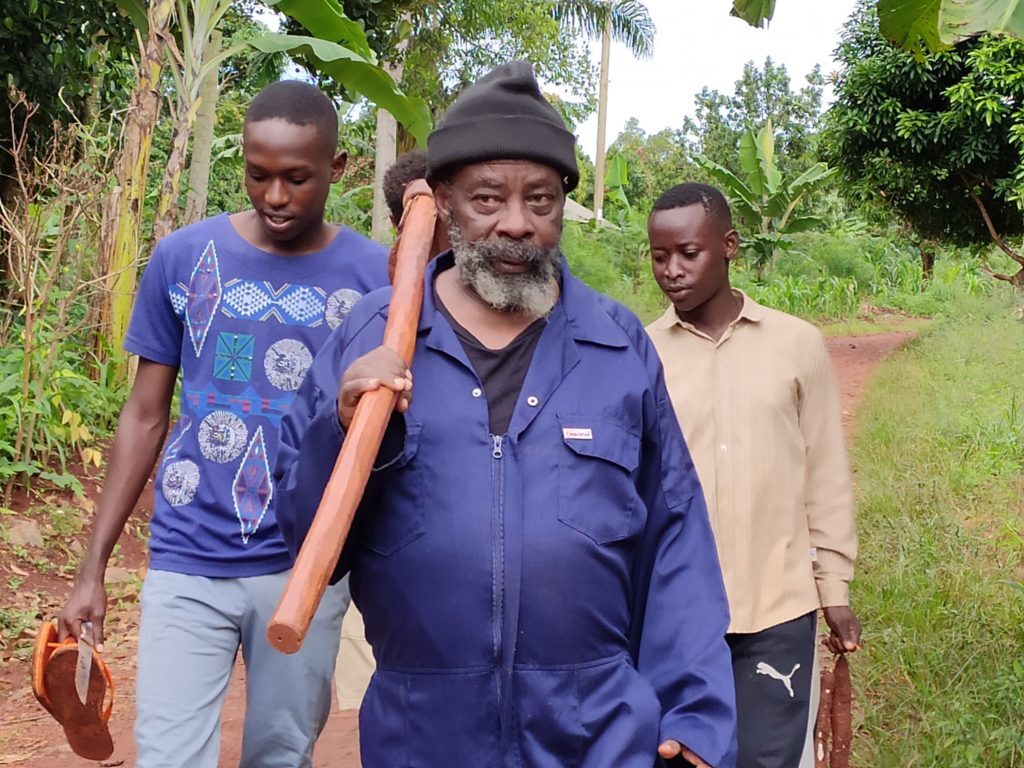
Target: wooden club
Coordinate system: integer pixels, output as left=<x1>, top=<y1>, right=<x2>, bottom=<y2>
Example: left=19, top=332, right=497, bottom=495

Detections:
left=267, top=183, right=438, bottom=654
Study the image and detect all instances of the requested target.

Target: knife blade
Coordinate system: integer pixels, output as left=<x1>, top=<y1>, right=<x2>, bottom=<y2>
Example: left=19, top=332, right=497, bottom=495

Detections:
left=75, top=621, right=93, bottom=705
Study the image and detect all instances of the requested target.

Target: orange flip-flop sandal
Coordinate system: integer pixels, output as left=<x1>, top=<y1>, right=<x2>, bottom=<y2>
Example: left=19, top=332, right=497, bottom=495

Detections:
left=32, top=621, right=115, bottom=760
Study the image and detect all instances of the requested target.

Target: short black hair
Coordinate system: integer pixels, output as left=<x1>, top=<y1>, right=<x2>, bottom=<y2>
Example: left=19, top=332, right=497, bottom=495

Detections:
left=383, top=150, right=429, bottom=223
left=651, top=183, right=733, bottom=232
left=244, top=80, right=339, bottom=153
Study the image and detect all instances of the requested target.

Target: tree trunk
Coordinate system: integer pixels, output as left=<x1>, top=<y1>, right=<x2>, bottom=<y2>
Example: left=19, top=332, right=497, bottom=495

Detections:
left=371, top=23, right=410, bottom=243
left=371, top=57, right=405, bottom=243
left=372, top=107, right=399, bottom=242
left=82, top=39, right=108, bottom=126
left=152, top=97, right=200, bottom=244
left=593, top=17, right=612, bottom=221
left=184, top=28, right=221, bottom=225
left=919, top=244, right=935, bottom=283
left=98, top=0, right=174, bottom=383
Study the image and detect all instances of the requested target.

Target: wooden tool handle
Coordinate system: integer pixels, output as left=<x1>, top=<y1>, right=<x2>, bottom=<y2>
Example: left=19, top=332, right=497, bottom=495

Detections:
left=267, top=188, right=437, bottom=654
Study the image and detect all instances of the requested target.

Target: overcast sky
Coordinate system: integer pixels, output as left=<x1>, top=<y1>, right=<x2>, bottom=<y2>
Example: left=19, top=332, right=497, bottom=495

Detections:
left=573, top=0, right=859, bottom=161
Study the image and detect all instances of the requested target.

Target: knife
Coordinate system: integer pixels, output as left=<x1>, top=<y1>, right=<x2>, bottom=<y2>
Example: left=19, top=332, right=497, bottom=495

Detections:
left=75, top=621, right=94, bottom=705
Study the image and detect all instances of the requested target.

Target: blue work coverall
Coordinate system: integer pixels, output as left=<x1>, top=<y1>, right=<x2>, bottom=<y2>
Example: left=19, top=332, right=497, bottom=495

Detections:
left=275, top=255, right=737, bottom=767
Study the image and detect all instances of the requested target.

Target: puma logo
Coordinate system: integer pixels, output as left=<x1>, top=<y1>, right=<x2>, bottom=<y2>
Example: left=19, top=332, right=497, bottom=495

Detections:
left=755, top=661, right=801, bottom=698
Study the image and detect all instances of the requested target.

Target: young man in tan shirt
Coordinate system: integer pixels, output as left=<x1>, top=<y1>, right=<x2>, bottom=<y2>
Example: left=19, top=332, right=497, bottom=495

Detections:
left=645, top=183, right=862, bottom=768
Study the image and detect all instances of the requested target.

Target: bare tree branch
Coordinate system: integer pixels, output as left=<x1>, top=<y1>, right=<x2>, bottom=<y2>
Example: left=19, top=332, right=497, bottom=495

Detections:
left=959, top=172, right=1024, bottom=267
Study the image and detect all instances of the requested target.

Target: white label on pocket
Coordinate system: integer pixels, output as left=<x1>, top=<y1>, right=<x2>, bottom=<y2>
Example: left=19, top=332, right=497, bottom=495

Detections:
left=562, top=427, right=593, bottom=440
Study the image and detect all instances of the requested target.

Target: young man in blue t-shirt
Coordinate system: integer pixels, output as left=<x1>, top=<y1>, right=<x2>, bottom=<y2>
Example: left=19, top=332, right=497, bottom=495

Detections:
left=57, top=81, right=388, bottom=767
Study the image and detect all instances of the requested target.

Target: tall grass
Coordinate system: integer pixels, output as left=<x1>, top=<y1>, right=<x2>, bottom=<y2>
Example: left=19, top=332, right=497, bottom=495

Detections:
left=561, top=221, right=1003, bottom=326
left=850, top=294, right=1024, bottom=766
left=561, top=218, right=667, bottom=323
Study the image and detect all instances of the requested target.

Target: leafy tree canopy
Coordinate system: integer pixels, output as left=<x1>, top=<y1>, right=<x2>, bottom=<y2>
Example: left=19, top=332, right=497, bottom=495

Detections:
left=824, top=0, right=1024, bottom=255
left=0, top=0, right=137, bottom=175
left=607, top=118, right=701, bottom=210
left=287, top=1, right=654, bottom=129
left=682, top=57, right=824, bottom=179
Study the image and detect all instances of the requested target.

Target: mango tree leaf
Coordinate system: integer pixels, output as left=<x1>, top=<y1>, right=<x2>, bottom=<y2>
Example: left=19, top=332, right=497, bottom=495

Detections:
left=731, top=0, right=777, bottom=27
left=263, top=0, right=376, bottom=62
left=249, top=34, right=433, bottom=145
left=939, top=0, right=1024, bottom=44
left=878, top=0, right=949, bottom=55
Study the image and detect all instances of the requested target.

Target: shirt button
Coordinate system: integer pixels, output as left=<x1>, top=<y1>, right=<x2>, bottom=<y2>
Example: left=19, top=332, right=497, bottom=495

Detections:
left=472, top=387, right=482, bottom=398
left=720, top=443, right=728, bottom=453
left=526, top=395, right=539, bottom=407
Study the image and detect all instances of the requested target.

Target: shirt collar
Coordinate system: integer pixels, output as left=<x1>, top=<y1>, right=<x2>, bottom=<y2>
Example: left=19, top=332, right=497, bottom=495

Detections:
left=652, top=289, right=766, bottom=332
left=418, top=251, right=628, bottom=349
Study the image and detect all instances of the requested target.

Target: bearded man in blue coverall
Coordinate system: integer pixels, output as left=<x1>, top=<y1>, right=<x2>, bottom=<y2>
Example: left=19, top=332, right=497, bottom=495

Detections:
left=274, top=61, right=738, bottom=768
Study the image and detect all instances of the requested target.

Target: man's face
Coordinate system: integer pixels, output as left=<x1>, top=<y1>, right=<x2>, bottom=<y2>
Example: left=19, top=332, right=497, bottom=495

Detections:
left=242, top=118, right=346, bottom=249
left=435, top=160, right=565, bottom=315
left=648, top=204, right=738, bottom=314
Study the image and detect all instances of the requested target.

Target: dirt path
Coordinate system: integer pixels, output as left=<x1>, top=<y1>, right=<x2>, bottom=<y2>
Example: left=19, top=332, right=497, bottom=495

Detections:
left=0, top=331, right=914, bottom=768
left=827, top=332, right=916, bottom=439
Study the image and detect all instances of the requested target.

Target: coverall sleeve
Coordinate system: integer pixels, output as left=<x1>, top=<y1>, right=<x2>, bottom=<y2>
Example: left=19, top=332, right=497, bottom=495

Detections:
left=273, top=306, right=405, bottom=582
left=274, top=324, right=352, bottom=580
left=632, top=341, right=737, bottom=768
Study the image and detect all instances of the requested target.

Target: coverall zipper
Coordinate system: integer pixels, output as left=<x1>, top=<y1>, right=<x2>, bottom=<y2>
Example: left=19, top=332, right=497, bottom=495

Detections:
left=491, top=433, right=505, bottom=674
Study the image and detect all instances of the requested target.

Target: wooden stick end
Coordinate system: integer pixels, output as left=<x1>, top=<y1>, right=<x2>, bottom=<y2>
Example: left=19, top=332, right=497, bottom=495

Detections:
left=267, top=621, right=304, bottom=654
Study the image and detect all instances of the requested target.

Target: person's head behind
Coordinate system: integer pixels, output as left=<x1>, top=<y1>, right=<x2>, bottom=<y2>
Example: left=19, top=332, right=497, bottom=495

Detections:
left=242, top=80, right=346, bottom=250
left=425, top=61, right=579, bottom=315
left=648, top=183, right=739, bottom=315
left=383, top=150, right=429, bottom=227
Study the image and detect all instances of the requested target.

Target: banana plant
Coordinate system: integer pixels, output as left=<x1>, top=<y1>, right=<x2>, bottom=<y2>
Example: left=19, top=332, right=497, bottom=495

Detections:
left=878, top=0, right=1024, bottom=54
left=696, top=120, right=836, bottom=277
left=100, top=0, right=431, bottom=380
left=731, top=0, right=1024, bottom=53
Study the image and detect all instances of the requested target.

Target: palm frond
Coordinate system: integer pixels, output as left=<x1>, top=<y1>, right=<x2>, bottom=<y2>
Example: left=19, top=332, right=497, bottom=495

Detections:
left=550, top=0, right=656, bottom=59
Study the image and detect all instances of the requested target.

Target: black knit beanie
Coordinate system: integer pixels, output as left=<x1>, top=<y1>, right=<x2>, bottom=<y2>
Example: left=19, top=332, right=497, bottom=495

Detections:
left=426, top=61, right=579, bottom=193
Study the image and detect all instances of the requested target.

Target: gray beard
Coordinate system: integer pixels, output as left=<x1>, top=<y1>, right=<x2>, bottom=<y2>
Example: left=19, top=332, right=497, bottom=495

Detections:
left=447, top=219, right=561, bottom=316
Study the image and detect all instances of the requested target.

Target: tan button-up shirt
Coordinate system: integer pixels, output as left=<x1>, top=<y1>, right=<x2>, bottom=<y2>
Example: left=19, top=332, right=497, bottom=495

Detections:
left=647, top=292, right=857, bottom=634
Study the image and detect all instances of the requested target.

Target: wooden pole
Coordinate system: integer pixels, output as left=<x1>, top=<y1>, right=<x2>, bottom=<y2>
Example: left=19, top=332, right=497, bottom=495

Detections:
left=267, top=187, right=437, bottom=654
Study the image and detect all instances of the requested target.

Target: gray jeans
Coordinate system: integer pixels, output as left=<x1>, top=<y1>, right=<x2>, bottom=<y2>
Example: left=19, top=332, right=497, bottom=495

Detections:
left=135, top=569, right=349, bottom=768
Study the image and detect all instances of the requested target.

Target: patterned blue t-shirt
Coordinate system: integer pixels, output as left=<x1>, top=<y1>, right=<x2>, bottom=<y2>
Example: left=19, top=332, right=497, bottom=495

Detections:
left=124, top=213, right=388, bottom=577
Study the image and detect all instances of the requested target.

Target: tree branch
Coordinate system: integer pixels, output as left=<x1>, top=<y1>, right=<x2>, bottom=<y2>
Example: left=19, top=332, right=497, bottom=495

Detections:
left=980, top=262, right=1024, bottom=286
left=958, top=172, right=1024, bottom=267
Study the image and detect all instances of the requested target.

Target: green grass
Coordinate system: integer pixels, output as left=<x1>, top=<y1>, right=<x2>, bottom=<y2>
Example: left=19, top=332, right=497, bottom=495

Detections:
left=849, top=294, right=1024, bottom=766
left=817, top=316, right=935, bottom=338
left=561, top=219, right=1005, bottom=329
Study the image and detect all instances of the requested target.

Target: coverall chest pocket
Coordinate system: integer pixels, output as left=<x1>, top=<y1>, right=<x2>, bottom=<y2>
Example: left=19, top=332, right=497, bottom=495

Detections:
left=360, top=420, right=425, bottom=556
left=556, top=413, right=642, bottom=545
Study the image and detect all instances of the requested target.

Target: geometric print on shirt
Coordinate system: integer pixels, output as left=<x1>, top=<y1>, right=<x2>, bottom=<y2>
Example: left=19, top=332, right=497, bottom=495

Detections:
left=325, top=287, right=362, bottom=329
left=159, top=416, right=201, bottom=508
left=185, top=241, right=222, bottom=357
left=221, top=279, right=327, bottom=326
left=169, top=280, right=363, bottom=330
left=198, top=410, right=248, bottom=464
left=233, top=426, right=274, bottom=543
left=214, top=332, right=254, bottom=382
left=182, top=384, right=293, bottom=426
left=264, top=338, right=313, bottom=392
